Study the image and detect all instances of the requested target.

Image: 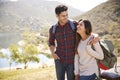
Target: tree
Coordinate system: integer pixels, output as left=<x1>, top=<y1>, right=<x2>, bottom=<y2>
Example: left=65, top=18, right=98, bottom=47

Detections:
left=19, top=43, right=40, bottom=69
left=0, top=52, right=6, bottom=58
left=8, top=44, right=20, bottom=70
left=9, top=44, right=40, bottom=69
left=0, top=48, right=3, bottom=58
left=0, top=48, right=13, bottom=70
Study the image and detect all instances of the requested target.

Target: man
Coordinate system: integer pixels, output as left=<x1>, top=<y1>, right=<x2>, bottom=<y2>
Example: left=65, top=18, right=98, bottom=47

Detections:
left=48, top=4, right=98, bottom=80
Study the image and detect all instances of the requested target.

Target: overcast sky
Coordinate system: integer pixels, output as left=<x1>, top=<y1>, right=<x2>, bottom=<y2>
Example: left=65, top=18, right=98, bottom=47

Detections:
left=9, top=0, right=108, bottom=12
left=48, top=0, right=108, bottom=11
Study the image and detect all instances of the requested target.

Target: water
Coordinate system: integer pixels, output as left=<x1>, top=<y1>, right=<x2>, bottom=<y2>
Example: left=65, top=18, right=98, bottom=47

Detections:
left=0, top=48, right=54, bottom=69
left=0, top=32, right=22, bottom=48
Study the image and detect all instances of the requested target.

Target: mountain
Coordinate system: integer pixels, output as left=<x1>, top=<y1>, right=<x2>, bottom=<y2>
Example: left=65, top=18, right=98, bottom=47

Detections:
left=0, top=0, right=82, bottom=32
left=75, top=0, right=120, bottom=55
left=0, top=0, right=82, bottom=48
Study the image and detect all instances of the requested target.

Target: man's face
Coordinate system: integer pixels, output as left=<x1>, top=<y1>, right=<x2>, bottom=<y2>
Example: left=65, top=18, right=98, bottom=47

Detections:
left=56, top=11, right=68, bottom=25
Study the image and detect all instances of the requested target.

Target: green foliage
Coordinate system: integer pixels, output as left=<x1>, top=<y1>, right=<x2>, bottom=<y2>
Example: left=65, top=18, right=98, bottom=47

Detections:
left=9, top=45, right=19, bottom=53
left=21, top=31, right=48, bottom=46
left=19, top=44, right=40, bottom=69
left=0, top=52, right=6, bottom=58
left=39, top=26, right=49, bottom=37
left=21, top=31, right=39, bottom=45
left=9, top=45, right=20, bottom=62
left=24, top=44, right=39, bottom=55
left=8, top=44, right=40, bottom=69
left=20, top=43, right=40, bottom=69
left=0, top=48, right=6, bottom=58
left=113, top=39, right=120, bottom=56
left=45, top=54, right=52, bottom=58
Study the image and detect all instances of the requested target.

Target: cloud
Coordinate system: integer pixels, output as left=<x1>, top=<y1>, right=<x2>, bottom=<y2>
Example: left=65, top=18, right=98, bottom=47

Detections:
left=9, top=0, right=18, bottom=2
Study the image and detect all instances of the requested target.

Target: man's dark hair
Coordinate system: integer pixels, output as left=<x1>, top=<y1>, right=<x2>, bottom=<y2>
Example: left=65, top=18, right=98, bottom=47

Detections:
left=55, top=5, right=68, bottom=15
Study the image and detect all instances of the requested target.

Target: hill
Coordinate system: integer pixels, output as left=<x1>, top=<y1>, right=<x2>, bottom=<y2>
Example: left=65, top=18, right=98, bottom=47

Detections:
left=0, top=0, right=82, bottom=32
left=0, top=0, right=82, bottom=48
left=75, top=0, right=120, bottom=55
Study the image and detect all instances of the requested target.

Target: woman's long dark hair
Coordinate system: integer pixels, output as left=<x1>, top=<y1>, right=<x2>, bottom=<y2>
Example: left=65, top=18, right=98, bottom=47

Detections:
left=75, top=19, right=92, bottom=54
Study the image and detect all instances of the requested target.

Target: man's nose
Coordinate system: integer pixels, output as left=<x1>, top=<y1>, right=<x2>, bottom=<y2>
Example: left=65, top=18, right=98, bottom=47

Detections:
left=77, top=25, right=80, bottom=28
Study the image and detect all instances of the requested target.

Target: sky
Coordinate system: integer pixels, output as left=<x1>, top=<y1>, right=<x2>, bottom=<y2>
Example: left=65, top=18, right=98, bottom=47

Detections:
left=49, top=0, right=108, bottom=11
left=9, top=0, right=108, bottom=12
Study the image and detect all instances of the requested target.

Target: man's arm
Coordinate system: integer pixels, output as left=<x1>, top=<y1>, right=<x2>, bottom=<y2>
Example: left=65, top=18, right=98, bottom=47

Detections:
left=49, top=45, right=60, bottom=60
left=49, top=26, right=60, bottom=60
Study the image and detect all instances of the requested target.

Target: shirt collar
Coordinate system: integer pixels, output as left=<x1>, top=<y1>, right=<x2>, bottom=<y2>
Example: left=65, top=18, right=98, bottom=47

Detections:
left=58, top=20, right=69, bottom=27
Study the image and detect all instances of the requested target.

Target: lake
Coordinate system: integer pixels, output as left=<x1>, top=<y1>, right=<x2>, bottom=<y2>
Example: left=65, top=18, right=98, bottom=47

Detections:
left=0, top=32, right=22, bottom=48
left=0, top=48, right=54, bottom=70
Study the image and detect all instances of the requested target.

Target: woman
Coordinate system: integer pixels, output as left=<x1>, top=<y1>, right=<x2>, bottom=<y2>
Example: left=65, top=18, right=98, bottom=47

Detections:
left=74, top=19, right=104, bottom=80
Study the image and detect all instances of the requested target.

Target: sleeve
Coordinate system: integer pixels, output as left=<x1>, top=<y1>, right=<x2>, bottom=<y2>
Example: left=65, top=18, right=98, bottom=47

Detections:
left=48, top=26, right=55, bottom=46
left=74, top=54, right=79, bottom=75
left=86, top=42, right=104, bottom=60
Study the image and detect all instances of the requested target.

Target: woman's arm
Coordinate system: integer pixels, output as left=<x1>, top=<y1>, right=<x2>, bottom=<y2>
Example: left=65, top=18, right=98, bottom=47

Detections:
left=86, top=42, right=104, bottom=60
left=74, top=54, right=79, bottom=75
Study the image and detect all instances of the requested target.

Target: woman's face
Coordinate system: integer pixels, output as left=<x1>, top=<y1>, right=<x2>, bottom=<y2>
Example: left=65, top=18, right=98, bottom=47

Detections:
left=77, top=21, right=86, bottom=34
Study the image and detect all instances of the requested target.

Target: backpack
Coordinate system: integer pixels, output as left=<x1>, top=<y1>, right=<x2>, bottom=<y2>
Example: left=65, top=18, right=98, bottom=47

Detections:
left=52, top=20, right=75, bottom=34
left=93, top=39, right=117, bottom=70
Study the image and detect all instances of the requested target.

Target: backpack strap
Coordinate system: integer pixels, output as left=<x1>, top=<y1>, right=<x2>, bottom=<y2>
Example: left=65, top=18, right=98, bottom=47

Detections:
left=91, top=44, right=101, bottom=80
left=52, top=23, right=58, bottom=34
left=97, top=60, right=102, bottom=80
left=69, top=20, right=75, bottom=31
left=52, top=20, right=75, bottom=34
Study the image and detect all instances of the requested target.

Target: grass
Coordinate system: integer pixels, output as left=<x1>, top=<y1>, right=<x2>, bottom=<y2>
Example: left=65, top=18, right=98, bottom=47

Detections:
left=0, top=66, right=56, bottom=80
left=0, top=57, right=120, bottom=80
left=117, top=57, right=120, bottom=63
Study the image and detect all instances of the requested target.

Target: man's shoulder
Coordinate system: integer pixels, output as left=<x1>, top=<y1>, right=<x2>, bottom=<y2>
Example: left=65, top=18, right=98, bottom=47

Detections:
left=69, top=19, right=78, bottom=26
